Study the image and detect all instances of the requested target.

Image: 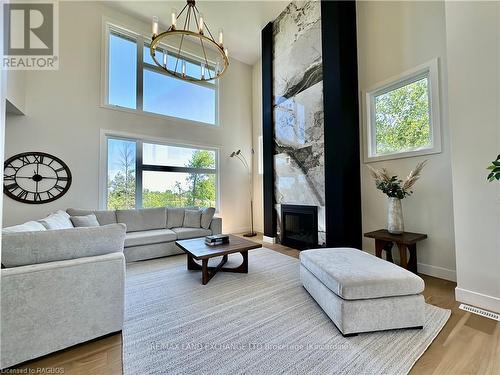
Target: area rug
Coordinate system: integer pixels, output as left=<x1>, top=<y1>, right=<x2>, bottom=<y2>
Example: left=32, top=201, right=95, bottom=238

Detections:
left=123, top=249, right=450, bottom=375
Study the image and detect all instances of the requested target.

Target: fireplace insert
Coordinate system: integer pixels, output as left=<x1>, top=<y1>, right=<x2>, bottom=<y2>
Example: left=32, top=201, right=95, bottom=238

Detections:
left=280, top=204, right=318, bottom=250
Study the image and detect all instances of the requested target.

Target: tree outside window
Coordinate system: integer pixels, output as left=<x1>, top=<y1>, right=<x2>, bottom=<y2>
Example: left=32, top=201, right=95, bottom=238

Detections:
left=107, top=139, right=216, bottom=210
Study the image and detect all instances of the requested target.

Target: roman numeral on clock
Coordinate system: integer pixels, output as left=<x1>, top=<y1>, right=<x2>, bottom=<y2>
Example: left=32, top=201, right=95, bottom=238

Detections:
left=20, top=155, right=31, bottom=165
left=16, top=190, right=28, bottom=200
left=6, top=164, right=20, bottom=172
left=5, top=183, right=19, bottom=191
left=33, top=155, right=44, bottom=164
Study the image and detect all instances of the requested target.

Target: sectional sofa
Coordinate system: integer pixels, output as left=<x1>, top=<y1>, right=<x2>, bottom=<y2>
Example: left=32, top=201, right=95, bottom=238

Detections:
left=0, top=206, right=221, bottom=368
left=66, top=207, right=222, bottom=262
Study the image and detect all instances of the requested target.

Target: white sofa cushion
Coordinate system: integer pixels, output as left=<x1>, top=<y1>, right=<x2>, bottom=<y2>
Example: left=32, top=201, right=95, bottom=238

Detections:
left=183, top=209, right=201, bottom=228
left=38, top=210, right=73, bottom=230
left=200, top=207, right=216, bottom=229
left=66, top=208, right=117, bottom=225
left=166, top=208, right=185, bottom=228
left=2, top=221, right=46, bottom=233
left=116, top=208, right=166, bottom=232
left=171, top=227, right=211, bottom=240
left=124, top=229, right=177, bottom=248
left=1, top=224, right=126, bottom=268
left=300, top=248, right=424, bottom=300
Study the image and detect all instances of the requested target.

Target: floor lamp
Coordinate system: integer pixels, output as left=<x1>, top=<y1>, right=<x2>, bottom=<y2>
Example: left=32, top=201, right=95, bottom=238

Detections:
left=230, top=149, right=257, bottom=237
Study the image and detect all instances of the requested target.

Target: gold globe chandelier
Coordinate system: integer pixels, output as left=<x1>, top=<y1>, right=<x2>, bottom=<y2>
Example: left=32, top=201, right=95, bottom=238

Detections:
left=151, top=0, right=229, bottom=82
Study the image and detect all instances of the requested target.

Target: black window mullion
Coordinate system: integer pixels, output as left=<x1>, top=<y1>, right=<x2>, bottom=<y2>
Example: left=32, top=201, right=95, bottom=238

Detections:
left=142, top=164, right=216, bottom=175
left=135, top=140, right=143, bottom=208
left=137, top=36, right=144, bottom=111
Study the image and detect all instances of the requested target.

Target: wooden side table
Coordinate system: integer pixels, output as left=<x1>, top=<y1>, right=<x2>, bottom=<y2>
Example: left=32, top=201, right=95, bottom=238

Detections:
left=364, top=229, right=428, bottom=273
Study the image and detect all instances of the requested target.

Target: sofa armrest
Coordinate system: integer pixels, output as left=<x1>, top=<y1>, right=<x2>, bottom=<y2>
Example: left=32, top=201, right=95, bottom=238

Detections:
left=1, top=223, right=126, bottom=268
left=209, top=217, right=222, bottom=234
left=1, top=252, right=125, bottom=369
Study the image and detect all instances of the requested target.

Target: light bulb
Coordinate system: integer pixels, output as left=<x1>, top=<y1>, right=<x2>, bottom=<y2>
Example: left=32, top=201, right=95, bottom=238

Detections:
left=171, top=9, right=177, bottom=29
left=182, top=61, right=186, bottom=77
left=201, top=63, right=205, bottom=79
left=198, top=13, right=204, bottom=34
left=152, top=16, right=159, bottom=36
left=215, top=62, right=220, bottom=75
left=163, top=51, right=167, bottom=68
left=218, top=28, right=224, bottom=46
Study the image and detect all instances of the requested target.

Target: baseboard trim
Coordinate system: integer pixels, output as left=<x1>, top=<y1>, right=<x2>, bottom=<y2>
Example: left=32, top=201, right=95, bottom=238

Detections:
left=455, top=287, right=500, bottom=314
left=262, top=235, right=276, bottom=244
left=227, top=226, right=251, bottom=234
left=354, top=250, right=457, bottom=282
left=417, top=262, right=456, bottom=282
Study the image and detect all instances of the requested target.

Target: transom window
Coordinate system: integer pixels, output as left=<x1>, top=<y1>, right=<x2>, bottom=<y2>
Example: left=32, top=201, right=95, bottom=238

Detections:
left=364, top=59, right=441, bottom=162
left=104, top=23, right=218, bottom=126
left=104, top=135, right=218, bottom=210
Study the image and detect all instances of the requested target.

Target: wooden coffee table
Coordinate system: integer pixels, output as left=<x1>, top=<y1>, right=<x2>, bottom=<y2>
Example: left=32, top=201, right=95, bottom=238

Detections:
left=175, top=235, right=262, bottom=285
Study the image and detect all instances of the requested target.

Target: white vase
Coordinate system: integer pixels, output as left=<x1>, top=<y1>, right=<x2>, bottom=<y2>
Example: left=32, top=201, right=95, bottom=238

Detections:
left=387, top=197, right=404, bottom=234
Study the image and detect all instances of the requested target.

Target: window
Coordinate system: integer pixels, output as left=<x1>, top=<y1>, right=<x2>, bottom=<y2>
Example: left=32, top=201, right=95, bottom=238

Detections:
left=364, top=59, right=441, bottom=162
left=107, top=138, right=136, bottom=209
left=103, top=23, right=218, bottom=126
left=108, top=33, right=136, bottom=109
left=105, top=135, right=218, bottom=210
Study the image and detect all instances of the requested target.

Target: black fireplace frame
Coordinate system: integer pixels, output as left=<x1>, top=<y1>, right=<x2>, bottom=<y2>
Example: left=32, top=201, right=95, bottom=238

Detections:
left=261, top=2, right=362, bottom=248
left=280, top=204, right=318, bottom=250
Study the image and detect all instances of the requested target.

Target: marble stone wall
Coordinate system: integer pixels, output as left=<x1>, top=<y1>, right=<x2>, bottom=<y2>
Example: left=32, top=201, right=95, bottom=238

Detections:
left=273, top=1, right=325, bottom=245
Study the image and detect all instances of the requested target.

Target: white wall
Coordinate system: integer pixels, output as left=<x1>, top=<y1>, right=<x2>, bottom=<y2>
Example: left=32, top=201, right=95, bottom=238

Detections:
left=1, top=15, right=6, bottom=233
left=6, top=71, right=25, bottom=114
left=445, top=2, right=500, bottom=313
left=3, top=1, right=254, bottom=234
left=252, top=60, right=263, bottom=233
left=357, top=1, right=457, bottom=281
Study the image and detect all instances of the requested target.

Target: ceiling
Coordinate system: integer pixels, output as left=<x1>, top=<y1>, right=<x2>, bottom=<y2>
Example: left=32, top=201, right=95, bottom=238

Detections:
left=106, top=1, right=288, bottom=65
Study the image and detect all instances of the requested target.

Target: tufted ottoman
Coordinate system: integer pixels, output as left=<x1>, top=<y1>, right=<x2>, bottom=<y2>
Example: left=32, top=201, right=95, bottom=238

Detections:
left=300, top=248, right=425, bottom=336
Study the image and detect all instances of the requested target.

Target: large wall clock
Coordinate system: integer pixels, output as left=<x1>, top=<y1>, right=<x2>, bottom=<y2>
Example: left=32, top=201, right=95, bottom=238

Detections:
left=3, top=152, right=72, bottom=204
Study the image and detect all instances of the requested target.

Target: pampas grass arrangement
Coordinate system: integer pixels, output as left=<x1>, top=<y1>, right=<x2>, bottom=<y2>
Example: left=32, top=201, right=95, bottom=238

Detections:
left=367, top=161, right=427, bottom=199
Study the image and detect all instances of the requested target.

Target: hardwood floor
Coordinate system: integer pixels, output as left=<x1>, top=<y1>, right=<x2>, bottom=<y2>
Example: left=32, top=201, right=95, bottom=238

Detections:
left=6, top=234, right=499, bottom=375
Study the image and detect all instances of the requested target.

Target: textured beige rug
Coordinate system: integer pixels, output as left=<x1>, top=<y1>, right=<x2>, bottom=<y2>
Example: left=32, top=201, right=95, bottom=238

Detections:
left=123, top=249, right=450, bottom=375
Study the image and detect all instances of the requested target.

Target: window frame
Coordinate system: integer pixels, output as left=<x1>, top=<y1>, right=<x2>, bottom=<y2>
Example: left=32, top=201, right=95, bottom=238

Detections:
left=101, top=20, right=220, bottom=127
left=99, top=130, right=220, bottom=212
left=362, top=58, right=442, bottom=163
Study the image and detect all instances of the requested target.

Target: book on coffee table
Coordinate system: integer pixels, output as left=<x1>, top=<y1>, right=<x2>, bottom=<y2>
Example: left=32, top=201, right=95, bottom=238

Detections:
left=205, top=234, right=230, bottom=246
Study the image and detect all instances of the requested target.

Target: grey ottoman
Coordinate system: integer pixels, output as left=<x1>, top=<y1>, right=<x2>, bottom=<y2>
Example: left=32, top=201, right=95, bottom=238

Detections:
left=300, top=248, right=425, bottom=336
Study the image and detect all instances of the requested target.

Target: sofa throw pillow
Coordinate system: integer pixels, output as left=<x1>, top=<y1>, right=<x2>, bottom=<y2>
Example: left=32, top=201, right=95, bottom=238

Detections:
left=70, top=214, right=100, bottom=228
left=2, top=221, right=47, bottom=233
left=38, top=210, right=73, bottom=230
left=67, top=208, right=117, bottom=225
left=183, top=209, right=202, bottom=228
left=200, top=207, right=216, bottom=229
left=166, top=208, right=185, bottom=228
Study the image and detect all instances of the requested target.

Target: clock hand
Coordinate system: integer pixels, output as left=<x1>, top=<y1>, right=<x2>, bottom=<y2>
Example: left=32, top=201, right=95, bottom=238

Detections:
left=14, top=176, right=58, bottom=180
